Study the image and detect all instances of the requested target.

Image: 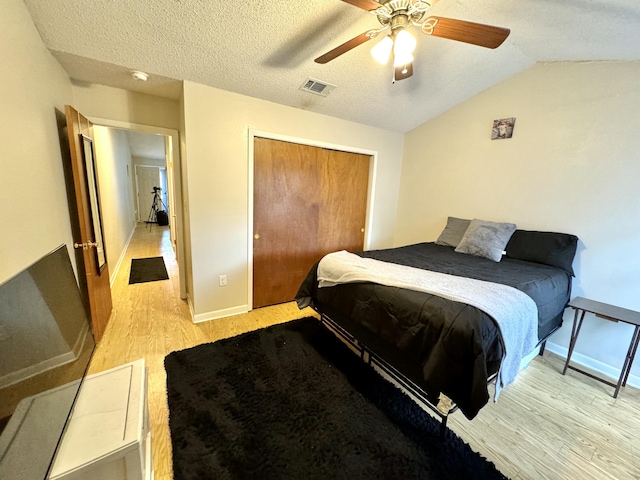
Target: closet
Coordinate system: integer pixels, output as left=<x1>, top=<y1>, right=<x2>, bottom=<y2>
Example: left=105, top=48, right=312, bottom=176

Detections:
left=253, top=137, right=370, bottom=308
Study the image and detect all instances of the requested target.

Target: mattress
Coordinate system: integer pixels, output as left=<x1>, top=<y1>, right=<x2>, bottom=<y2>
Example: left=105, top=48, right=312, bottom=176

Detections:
left=296, top=242, right=572, bottom=418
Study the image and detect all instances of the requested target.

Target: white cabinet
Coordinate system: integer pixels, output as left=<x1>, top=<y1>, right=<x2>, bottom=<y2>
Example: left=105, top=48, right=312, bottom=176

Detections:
left=48, top=359, right=152, bottom=480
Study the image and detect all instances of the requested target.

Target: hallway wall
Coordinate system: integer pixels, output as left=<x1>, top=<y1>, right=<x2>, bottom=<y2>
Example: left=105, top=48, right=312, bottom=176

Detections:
left=92, top=126, right=138, bottom=283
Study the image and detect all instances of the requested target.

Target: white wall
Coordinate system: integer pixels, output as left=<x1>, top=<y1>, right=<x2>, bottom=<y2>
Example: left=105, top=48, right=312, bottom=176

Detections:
left=132, top=155, right=166, bottom=168
left=132, top=155, right=167, bottom=220
left=0, top=0, right=75, bottom=283
left=92, top=126, right=137, bottom=283
left=396, top=61, right=640, bottom=384
left=182, top=81, right=405, bottom=321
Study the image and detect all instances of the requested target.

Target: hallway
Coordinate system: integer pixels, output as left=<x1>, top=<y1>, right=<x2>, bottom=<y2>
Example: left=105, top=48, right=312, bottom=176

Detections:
left=87, top=224, right=312, bottom=480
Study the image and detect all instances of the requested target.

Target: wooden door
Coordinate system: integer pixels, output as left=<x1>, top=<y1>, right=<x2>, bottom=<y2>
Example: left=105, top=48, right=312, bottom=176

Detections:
left=135, top=165, right=162, bottom=222
left=318, top=148, right=370, bottom=254
left=65, top=105, right=113, bottom=342
left=253, top=137, right=369, bottom=308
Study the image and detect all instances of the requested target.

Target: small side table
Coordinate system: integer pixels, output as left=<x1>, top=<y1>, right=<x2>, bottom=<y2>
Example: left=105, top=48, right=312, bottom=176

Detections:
left=563, top=296, right=640, bottom=398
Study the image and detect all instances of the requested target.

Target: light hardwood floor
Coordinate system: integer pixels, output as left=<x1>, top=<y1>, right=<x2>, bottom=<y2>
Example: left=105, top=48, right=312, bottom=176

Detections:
left=89, top=225, right=640, bottom=480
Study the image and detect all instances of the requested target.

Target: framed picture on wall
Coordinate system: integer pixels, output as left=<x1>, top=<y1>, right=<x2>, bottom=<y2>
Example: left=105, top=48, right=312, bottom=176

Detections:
left=491, top=117, right=516, bottom=140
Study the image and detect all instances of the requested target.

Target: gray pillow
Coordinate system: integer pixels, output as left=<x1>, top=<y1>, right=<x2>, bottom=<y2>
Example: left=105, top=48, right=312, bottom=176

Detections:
left=455, top=219, right=517, bottom=262
left=435, top=217, right=471, bottom=248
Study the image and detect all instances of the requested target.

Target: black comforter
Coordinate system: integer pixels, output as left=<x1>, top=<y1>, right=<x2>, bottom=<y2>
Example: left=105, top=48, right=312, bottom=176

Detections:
left=296, top=242, right=572, bottom=419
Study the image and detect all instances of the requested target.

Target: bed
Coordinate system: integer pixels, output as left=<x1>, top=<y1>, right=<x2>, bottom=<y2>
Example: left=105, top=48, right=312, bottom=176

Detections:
left=296, top=218, right=578, bottom=434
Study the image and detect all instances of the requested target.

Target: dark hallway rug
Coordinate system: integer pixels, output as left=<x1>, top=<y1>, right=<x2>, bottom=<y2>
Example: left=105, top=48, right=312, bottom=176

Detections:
left=164, top=317, right=508, bottom=480
left=128, top=256, right=169, bottom=284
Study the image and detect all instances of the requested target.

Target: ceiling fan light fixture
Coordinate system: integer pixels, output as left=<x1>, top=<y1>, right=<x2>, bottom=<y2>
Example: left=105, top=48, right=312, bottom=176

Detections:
left=315, top=0, right=511, bottom=82
left=394, top=29, right=417, bottom=55
left=392, top=29, right=416, bottom=67
left=393, top=51, right=414, bottom=68
left=371, top=35, right=393, bottom=64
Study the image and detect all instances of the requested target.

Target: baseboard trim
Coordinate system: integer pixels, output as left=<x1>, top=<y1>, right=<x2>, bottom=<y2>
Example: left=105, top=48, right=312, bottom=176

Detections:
left=110, top=224, right=136, bottom=287
left=545, top=341, right=640, bottom=390
left=0, top=324, right=89, bottom=389
left=192, top=305, right=249, bottom=324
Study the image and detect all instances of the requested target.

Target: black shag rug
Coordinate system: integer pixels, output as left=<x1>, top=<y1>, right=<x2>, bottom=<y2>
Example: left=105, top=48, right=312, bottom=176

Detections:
left=128, top=256, right=169, bottom=284
left=164, top=317, right=508, bottom=480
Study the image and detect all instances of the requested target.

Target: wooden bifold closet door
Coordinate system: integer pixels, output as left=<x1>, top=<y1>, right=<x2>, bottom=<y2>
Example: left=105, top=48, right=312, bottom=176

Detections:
left=253, top=137, right=370, bottom=308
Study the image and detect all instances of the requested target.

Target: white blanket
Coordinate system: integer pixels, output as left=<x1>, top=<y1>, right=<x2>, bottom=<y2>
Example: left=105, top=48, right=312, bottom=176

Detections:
left=317, top=250, right=539, bottom=400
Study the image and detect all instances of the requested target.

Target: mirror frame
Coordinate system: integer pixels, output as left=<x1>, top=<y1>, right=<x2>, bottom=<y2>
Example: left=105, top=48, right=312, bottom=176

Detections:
left=80, top=134, right=107, bottom=273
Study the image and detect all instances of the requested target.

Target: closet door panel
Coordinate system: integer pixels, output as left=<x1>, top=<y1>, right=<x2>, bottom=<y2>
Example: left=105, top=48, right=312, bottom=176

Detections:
left=253, top=138, right=369, bottom=308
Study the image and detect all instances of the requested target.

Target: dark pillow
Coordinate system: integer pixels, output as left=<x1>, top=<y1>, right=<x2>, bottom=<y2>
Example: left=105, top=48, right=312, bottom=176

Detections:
left=505, top=230, right=578, bottom=275
left=435, top=216, right=471, bottom=248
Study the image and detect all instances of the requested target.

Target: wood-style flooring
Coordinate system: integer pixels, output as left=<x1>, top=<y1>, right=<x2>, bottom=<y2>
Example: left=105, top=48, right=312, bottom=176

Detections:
left=88, top=225, right=640, bottom=480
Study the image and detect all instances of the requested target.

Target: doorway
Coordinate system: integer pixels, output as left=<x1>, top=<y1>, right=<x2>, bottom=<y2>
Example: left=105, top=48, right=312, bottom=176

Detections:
left=90, top=121, right=186, bottom=300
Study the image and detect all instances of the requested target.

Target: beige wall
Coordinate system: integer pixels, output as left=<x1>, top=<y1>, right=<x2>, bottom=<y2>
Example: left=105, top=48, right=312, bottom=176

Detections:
left=71, top=84, right=180, bottom=131
left=93, top=126, right=137, bottom=284
left=396, top=61, right=640, bottom=384
left=182, top=81, right=404, bottom=321
left=0, top=0, right=75, bottom=283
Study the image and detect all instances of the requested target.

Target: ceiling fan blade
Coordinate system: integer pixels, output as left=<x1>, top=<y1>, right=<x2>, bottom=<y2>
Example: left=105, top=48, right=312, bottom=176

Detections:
left=340, top=0, right=381, bottom=11
left=394, top=62, right=413, bottom=81
left=423, top=16, right=510, bottom=49
left=315, top=32, right=374, bottom=64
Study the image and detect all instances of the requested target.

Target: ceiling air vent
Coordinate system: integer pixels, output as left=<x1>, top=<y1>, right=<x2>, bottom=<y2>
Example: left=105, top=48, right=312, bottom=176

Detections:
left=300, top=78, right=336, bottom=97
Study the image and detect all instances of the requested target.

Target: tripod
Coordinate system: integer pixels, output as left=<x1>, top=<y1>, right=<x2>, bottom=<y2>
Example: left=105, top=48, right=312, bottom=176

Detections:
left=146, top=187, right=168, bottom=228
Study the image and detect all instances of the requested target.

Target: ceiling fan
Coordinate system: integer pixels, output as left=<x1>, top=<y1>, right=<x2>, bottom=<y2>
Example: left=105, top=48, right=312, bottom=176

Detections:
left=315, top=0, right=510, bottom=81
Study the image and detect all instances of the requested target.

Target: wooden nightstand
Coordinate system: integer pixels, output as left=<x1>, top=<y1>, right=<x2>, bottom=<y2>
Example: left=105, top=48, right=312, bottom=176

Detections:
left=563, top=297, right=640, bottom=398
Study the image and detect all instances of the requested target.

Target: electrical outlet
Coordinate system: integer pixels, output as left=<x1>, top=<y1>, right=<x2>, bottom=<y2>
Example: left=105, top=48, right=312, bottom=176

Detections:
left=219, top=275, right=227, bottom=286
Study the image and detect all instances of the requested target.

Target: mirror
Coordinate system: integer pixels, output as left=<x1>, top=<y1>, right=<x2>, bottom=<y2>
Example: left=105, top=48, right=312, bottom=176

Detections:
left=80, top=135, right=106, bottom=272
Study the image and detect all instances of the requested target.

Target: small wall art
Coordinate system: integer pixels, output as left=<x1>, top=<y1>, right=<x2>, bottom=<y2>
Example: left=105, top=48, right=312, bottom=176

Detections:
left=491, top=117, right=516, bottom=140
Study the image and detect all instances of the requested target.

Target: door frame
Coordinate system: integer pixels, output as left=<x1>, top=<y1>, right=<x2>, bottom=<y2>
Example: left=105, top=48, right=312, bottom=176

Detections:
left=247, top=129, right=378, bottom=310
left=88, top=117, right=187, bottom=300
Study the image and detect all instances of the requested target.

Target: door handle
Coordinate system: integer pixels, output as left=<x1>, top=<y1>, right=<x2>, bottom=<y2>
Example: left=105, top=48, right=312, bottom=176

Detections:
left=254, top=234, right=260, bottom=239
left=74, top=241, right=99, bottom=250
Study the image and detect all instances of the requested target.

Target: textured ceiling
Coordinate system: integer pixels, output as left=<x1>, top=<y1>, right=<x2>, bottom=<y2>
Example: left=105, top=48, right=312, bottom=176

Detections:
left=126, top=130, right=166, bottom=160
left=23, top=0, right=640, bottom=133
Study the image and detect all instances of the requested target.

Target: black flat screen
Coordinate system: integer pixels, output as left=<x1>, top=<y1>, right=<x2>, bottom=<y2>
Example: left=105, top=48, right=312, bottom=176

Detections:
left=0, top=245, right=95, bottom=480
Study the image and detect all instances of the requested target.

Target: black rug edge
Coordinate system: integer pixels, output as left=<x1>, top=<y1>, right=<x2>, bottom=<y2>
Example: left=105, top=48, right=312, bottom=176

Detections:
left=164, top=317, right=509, bottom=480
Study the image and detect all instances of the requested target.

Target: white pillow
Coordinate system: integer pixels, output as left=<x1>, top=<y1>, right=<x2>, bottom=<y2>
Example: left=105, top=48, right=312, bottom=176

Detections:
left=455, top=219, right=517, bottom=262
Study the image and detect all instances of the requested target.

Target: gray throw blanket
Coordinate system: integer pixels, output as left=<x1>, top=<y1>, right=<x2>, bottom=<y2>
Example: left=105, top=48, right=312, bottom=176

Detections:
left=318, top=250, right=539, bottom=400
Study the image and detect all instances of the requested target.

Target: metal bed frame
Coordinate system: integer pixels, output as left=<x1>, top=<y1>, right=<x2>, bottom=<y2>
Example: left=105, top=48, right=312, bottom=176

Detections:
left=319, top=311, right=558, bottom=439
left=320, top=312, right=464, bottom=439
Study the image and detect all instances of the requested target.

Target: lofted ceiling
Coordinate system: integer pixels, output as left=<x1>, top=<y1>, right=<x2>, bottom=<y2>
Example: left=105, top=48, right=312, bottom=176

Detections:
left=23, top=0, right=640, bottom=133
